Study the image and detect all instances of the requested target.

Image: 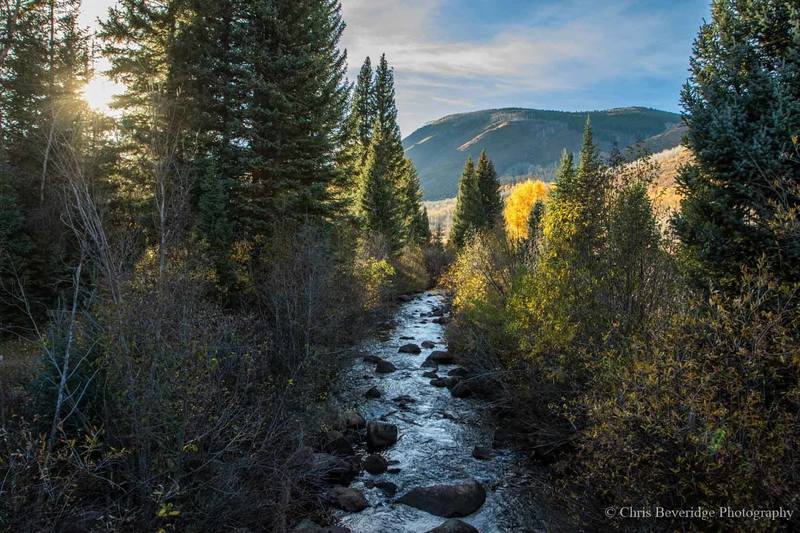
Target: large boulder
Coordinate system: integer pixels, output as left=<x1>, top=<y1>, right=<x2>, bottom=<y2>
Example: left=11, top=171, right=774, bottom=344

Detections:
left=399, top=343, right=421, bottom=354
left=325, top=486, right=369, bottom=513
left=366, top=421, right=398, bottom=451
left=396, top=480, right=486, bottom=517
left=429, top=351, right=455, bottom=364
left=376, top=360, right=397, bottom=373
left=425, top=519, right=479, bottom=533
left=363, top=454, right=389, bottom=474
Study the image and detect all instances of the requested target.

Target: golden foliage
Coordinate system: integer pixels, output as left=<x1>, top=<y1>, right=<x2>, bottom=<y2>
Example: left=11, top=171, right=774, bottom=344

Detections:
left=503, top=179, right=551, bottom=241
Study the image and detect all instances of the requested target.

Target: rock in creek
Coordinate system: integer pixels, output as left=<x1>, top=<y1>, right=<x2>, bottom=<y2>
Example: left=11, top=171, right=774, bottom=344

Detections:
left=430, top=378, right=450, bottom=388
left=341, top=411, right=365, bottom=430
left=364, top=386, right=381, bottom=398
left=399, top=343, right=421, bottom=354
left=363, top=354, right=382, bottom=364
left=429, top=350, right=455, bottom=364
left=375, top=359, right=397, bottom=373
left=325, top=486, right=369, bottom=513
left=472, top=446, right=493, bottom=460
left=425, top=519, right=480, bottom=533
left=363, top=454, right=389, bottom=474
left=422, top=370, right=438, bottom=378
left=396, top=480, right=486, bottom=518
left=365, top=479, right=398, bottom=497
left=421, top=340, right=437, bottom=348
left=366, top=421, right=398, bottom=451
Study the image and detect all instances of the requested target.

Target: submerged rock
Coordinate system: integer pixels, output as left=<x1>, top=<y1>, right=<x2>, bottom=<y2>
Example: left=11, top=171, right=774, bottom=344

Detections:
left=371, top=480, right=398, bottom=497
left=366, top=421, right=398, bottom=450
left=472, top=446, right=493, bottom=460
left=396, top=480, right=486, bottom=518
left=399, top=343, right=421, bottom=354
left=364, top=386, right=381, bottom=398
left=375, top=360, right=397, bottom=373
left=421, top=340, right=437, bottom=348
left=425, top=519, right=479, bottom=533
left=325, top=486, right=369, bottom=513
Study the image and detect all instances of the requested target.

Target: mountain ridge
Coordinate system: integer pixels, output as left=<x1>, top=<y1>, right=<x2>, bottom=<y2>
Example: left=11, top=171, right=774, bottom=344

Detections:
left=403, top=106, right=684, bottom=200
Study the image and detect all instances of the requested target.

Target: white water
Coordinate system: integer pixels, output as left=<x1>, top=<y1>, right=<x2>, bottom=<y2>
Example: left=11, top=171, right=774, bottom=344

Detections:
left=334, top=291, right=543, bottom=533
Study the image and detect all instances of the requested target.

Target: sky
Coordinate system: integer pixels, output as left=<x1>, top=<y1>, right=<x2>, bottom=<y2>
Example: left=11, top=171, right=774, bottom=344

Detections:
left=80, top=0, right=710, bottom=136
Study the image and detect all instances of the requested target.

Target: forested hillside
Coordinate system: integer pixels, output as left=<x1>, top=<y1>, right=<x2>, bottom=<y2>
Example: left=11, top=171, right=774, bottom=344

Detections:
left=404, top=107, right=681, bottom=199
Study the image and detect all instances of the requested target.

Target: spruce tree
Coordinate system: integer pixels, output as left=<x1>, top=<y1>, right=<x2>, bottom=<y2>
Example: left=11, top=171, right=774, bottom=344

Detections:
left=243, top=0, right=349, bottom=230
left=449, top=156, right=483, bottom=248
left=357, top=122, right=402, bottom=252
left=673, top=0, right=800, bottom=287
left=349, top=57, right=376, bottom=162
left=397, top=159, right=430, bottom=245
left=475, top=150, right=503, bottom=228
left=373, top=54, right=406, bottom=184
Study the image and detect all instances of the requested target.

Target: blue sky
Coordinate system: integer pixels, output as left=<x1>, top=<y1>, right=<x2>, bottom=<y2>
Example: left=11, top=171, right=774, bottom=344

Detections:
left=82, top=0, right=711, bottom=135
left=341, top=0, right=711, bottom=135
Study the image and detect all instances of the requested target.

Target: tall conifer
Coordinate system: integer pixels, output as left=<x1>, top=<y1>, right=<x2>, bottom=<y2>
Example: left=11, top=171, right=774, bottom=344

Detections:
left=449, top=156, right=483, bottom=248
left=475, top=150, right=503, bottom=228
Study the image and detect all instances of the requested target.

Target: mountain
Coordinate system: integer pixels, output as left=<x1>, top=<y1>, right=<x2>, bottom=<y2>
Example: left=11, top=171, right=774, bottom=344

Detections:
left=403, top=107, right=684, bottom=200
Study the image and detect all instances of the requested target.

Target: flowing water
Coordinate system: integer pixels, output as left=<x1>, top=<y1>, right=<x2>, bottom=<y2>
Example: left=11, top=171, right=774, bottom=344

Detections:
left=334, top=291, right=544, bottom=533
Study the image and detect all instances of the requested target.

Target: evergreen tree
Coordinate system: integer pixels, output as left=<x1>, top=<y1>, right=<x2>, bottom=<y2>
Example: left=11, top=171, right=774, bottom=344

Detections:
left=372, top=54, right=405, bottom=184
left=243, top=0, right=349, bottom=230
left=397, top=159, right=430, bottom=245
left=348, top=56, right=376, bottom=162
left=449, top=156, right=483, bottom=248
left=1, top=0, right=91, bottom=324
left=526, top=199, right=545, bottom=248
left=673, top=0, right=800, bottom=288
left=357, top=122, right=402, bottom=252
left=475, top=150, right=503, bottom=228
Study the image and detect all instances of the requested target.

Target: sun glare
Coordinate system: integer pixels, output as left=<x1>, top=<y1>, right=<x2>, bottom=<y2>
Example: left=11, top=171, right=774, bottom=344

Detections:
left=83, top=74, right=122, bottom=114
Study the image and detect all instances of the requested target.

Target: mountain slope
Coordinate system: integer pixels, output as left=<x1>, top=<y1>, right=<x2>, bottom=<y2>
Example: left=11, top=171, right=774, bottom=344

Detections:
left=404, top=107, right=683, bottom=200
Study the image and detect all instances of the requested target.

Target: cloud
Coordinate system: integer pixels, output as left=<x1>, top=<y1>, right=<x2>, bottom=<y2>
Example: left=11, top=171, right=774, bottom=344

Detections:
left=340, top=0, right=703, bottom=134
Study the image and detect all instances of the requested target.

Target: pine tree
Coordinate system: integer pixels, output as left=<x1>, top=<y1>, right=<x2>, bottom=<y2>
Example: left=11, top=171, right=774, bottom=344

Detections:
left=475, top=150, right=503, bottom=228
left=673, top=0, right=800, bottom=288
left=449, top=156, right=483, bottom=248
left=357, top=122, right=402, bottom=252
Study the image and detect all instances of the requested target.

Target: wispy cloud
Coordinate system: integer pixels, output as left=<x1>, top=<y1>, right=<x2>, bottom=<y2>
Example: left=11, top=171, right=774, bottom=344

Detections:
left=341, top=0, right=708, bottom=134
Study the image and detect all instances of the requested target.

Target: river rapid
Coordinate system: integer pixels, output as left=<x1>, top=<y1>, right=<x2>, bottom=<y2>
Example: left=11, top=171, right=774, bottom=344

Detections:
left=332, top=290, right=544, bottom=533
